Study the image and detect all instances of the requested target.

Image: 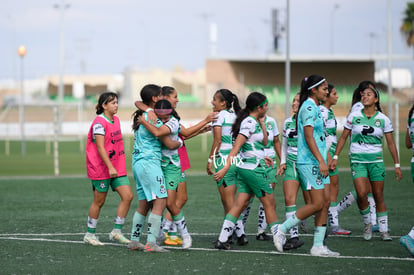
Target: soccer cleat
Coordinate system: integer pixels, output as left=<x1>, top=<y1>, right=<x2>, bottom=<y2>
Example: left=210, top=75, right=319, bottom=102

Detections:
left=330, top=226, right=352, bottom=235
left=144, top=242, right=169, bottom=253
left=84, top=233, right=104, bottom=246
left=236, top=234, right=248, bottom=246
left=363, top=223, right=372, bottom=241
left=283, top=237, right=304, bottom=250
left=272, top=225, right=286, bottom=252
left=173, top=236, right=183, bottom=245
left=182, top=235, right=192, bottom=249
left=310, top=245, right=340, bottom=257
left=380, top=232, right=392, bottom=241
left=399, top=235, right=414, bottom=256
left=156, top=232, right=167, bottom=245
left=256, top=232, right=272, bottom=241
left=214, top=240, right=232, bottom=250
left=128, top=240, right=145, bottom=250
left=109, top=230, right=131, bottom=244
left=164, top=236, right=180, bottom=246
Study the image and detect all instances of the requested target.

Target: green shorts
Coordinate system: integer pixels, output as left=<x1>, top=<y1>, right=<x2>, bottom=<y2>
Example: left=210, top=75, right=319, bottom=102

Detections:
left=180, top=171, right=186, bottom=183
left=162, top=163, right=181, bottom=191
left=265, top=159, right=277, bottom=184
left=351, top=162, right=385, bottom=181
left=236, top=165, right=273, bottom=198
left=215, top=156, right=237, bottom=187
left=297, top=164, right=329, bottom=191
left=283, top=159, right=300, bottom=182
left=91, top=175, right=130, bottom=193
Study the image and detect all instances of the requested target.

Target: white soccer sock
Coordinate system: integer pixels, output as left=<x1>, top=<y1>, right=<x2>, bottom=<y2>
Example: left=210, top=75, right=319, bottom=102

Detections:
left=408, top=227, right=414, bottom=239
left=257, top=203, right=267, bottom=234
left=219, top=219, right=235, bottom=243
left=328, top=203, right=339, bottom=228
left=337, top=191, right=356, bottom=213
left=367, top=194, right=377, bottom=225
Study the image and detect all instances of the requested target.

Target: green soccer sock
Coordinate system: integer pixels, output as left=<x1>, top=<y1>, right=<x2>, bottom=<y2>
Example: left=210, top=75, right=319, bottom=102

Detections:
left=280, top=213, right=301, bottom=233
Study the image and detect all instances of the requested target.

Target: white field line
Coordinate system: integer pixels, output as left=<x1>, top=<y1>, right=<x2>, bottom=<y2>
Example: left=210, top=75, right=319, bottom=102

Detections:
left=0, top=234, right=413, bottom=262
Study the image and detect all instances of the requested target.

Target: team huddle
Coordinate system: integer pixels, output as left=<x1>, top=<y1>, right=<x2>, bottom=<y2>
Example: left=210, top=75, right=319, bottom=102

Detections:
left=82, top=76, right=414, bottom=257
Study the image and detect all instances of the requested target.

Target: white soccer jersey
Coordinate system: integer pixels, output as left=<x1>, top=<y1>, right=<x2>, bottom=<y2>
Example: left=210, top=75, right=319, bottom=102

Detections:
left=264, top=115, right=280, bottom=159
left=212, top=109, right=236, bottom=156
left=238, top=116, right=267, bottom=170
left=345, top=109, right=393, bottom=163
left=282, top=116, right=298, bottom=162
left=350, top=102, right=364, bottom=113
left=161, top=116, right=181, bottom=167
left=319, top=105, right=337, bottom=153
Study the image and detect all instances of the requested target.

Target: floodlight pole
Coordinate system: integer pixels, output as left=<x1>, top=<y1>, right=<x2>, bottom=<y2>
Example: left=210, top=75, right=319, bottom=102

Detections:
left=18, top=45, right=26, bottom=156
left=54, top=1, right=70, bottom=134
left=285, top=0, right=291, bottom=119
left=386, top=0, right=393, bottom=121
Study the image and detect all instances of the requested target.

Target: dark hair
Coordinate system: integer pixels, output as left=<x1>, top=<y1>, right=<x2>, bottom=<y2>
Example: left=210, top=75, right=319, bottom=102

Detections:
left=327, top=83, right=335, bottom=97
left=155, top=99, right=179, bottom=120
left=365, top=87, right=383, bottom=113
left=161, top=86, right=180, bottom=120
left=409, top=104, right=414, bottom=127
left=232, top=92, right=267, bottom=139
left=161, top=86, right=175, bottom=97
left=140, top=84, right=162, bottom=105
left=215, top=89, right=242, bottom=115
left=96, top=91, right=118, bottom=115
left=296, top=75, right=325, bottom=129
left=351, top=80, right=376, bottom=107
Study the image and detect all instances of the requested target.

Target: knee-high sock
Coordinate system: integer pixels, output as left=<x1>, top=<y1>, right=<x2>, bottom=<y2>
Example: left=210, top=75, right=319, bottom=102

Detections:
left=131, top=212, right=146, bottom=242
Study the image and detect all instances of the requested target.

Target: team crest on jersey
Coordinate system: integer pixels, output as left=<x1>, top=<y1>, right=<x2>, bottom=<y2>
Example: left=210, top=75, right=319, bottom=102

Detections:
left=375, top=119, right=381, bottom=127
left=266, top=122, right=273, bottom=131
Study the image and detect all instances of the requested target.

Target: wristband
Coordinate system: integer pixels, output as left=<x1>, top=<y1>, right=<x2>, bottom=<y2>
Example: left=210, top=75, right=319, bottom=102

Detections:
left=145, top=108, right=154, bottom=112
left=395, top=163, right=400, bottom=168
left=333, top=155, right=338, bottom=160
left=207, top=158, right=213, bottom=163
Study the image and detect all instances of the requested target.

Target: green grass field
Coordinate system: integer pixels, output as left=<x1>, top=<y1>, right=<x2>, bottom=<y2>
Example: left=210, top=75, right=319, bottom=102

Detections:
left=0, top=134, right=413, bottom=274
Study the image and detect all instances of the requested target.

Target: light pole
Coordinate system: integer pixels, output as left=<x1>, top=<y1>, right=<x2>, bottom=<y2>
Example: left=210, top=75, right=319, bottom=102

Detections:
left=17, top=45, right=26, bottom=155
left=54, top=1, right=70, bottom=134
left=330, top=3, right=340, bottom=54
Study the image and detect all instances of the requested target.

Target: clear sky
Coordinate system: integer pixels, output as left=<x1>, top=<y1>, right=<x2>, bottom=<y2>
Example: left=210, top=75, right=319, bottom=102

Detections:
left=0, top=0, right=413, bottom=80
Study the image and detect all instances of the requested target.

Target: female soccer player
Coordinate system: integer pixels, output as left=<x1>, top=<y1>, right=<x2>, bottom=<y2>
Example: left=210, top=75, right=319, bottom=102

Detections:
left=277, top=93, right=310, bottom=250
left=400, top=103, right=414, bottom=256
left=274, top=75, right=340, bottom=256
left=128, top=84, right=182, bottom=252
left=330, top=85, right=402, bottom=241
left=320, top=84, right=351, bottom=235
left=84, top=91, right=133, bottom=246
left=213, top=92, right=280, bottom=250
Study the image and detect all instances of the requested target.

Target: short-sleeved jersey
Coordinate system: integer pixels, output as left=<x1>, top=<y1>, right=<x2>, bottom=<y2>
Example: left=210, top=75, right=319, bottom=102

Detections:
left=264, top=115, right=280, bottom=159
left=345, top=109, right=393, bottom=163
left=132, top=112, right=165, bottom=163
left=282, top=116, right=298, bottom=162
left=161, top=116, right=181, bottom=167
left=238, top=116, right=267, bottom=170
left=86, top=114, right=127, bottom=180
left=212, top=109, right=236, bottom=156
left=408, top=111, right=414, bottom=156
left=350, top=102, right=364, bottom=113
left=297, top=98, right=327, bottom=165
left=319, top=105, right=337, bottom=153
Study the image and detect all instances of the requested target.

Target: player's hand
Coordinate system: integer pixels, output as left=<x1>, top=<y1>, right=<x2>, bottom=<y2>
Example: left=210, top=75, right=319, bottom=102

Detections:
left=205, top=112, right=219, bottom=123
left=206, top=162, right=214, bottom=175
left=214, top=166, right=229, bottom=182
left=108, top=167, right=118, bottom=178
left=146, top=110, right=157, bottom=125
left=319, top=161, right=329, bottom=178
left=264, top=156, right=273, bottom=168
left=329, top=159, right=337, bottom=171
left=395, top=167, right=402, bottom=182
left=277, top=163, right=286, bottom=176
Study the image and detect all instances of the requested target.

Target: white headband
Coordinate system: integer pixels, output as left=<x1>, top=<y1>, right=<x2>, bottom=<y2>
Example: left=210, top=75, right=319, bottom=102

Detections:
left=307, top=78, right=326, bottom=90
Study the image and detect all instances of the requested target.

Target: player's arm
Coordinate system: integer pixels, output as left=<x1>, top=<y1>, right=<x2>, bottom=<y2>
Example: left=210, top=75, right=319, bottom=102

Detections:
left=406, top=129, right=412, bottom=149
left=95, top=134, right=117, bottom=178
left=207, top=126, right=222, bottom=175
left=180, top=112, right=218, bottom=138
left=135, top=101, right=157, bottom=124
left=330, top=128, right=351, bottom=171
left=139, top=115, right=171, bottom=137
left=159, top=135, right=182, bottom=150
left=385, top=132, right=402, bottom=181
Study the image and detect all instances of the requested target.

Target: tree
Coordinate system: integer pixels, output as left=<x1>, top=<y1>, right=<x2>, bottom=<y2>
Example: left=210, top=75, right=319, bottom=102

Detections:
left=400, top=2, right=414, bottom=47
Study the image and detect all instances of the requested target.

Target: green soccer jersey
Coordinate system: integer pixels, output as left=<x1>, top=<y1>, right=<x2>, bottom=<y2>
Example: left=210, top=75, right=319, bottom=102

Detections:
left=345, top=109, right=393, bottom=163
